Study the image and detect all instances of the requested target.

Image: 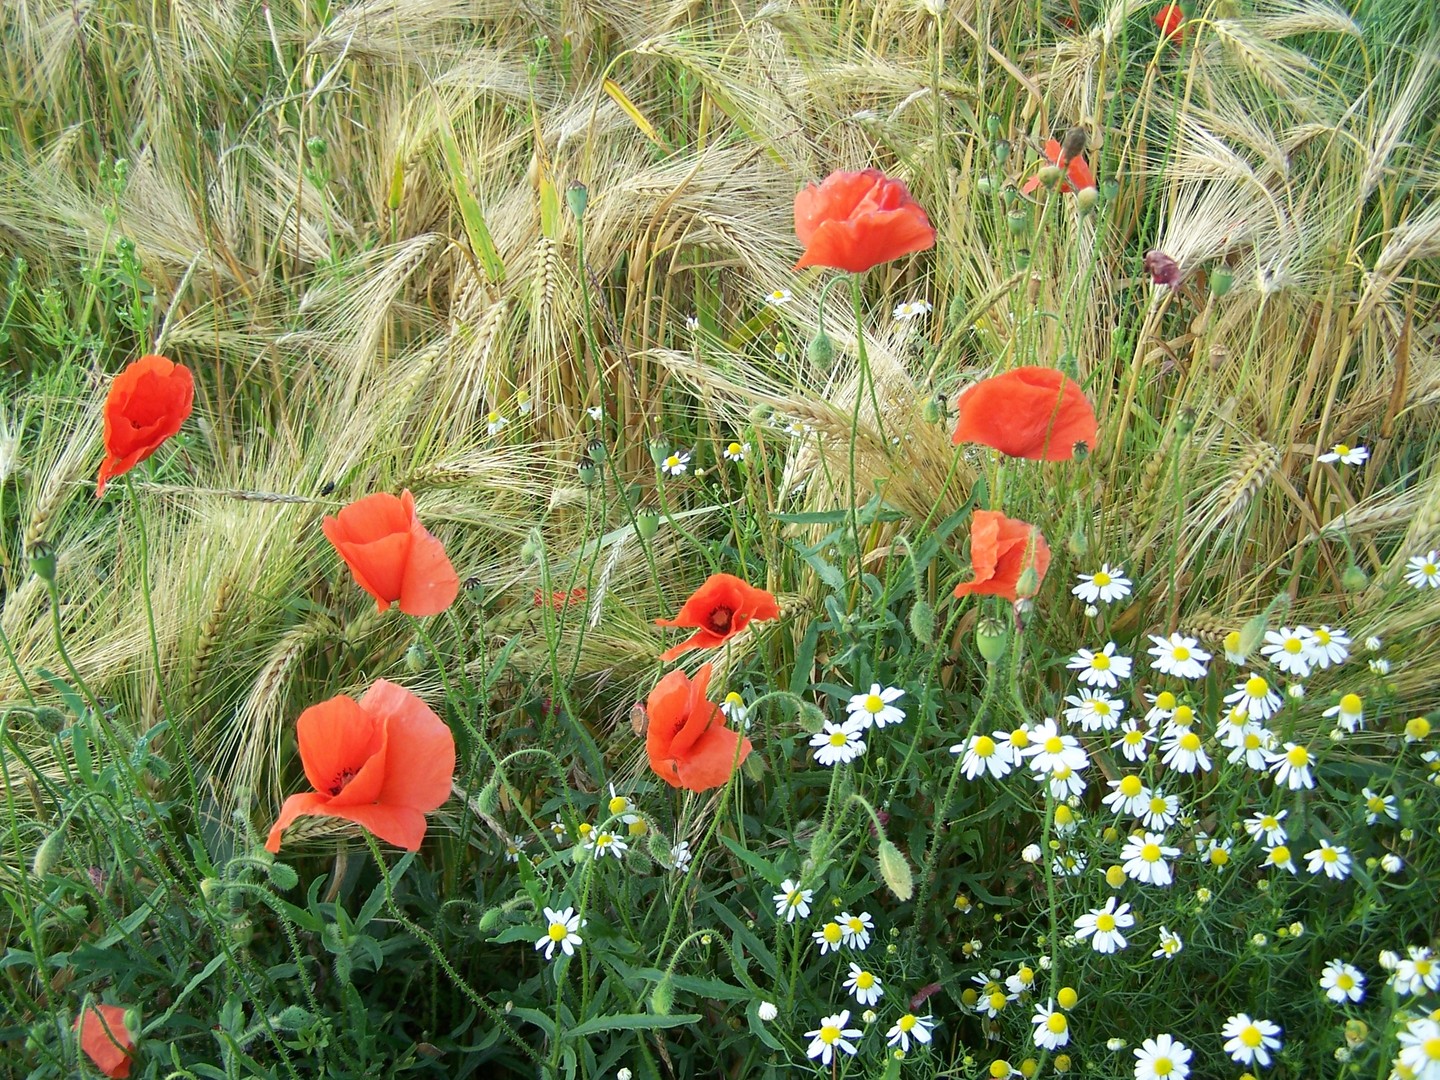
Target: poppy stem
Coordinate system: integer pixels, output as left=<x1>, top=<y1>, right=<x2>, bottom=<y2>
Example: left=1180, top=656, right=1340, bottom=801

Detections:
left=122, top=477, right=177, bottom=728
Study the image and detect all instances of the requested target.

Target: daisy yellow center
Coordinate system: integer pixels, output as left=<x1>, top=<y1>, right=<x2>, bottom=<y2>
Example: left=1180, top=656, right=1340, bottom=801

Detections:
left=1270, top=846, right=1291, bottom=865
left=1244, top=732, right=1263, bottom=749
left=865, top=693, right=884, bottom=713
left=596, top=834, right=613, bottom=848
left=787, top=891, right=803, bottom=907
left=725, top=692, right=743, bottom=707
left=770, top=290, right=786, bottom=301
left=1424, top=1037, right=1440, bottom=1060
left=1211, top=847, right=1230, bottom=865
left=1286, top=746, right=1310, bottom=767
left=1149, top=797, right=1169, bottom=815
left=1121, top=775, right=1143, bottom=796
left=823, top=923, right=842, bottom=943
left=1246, top=676, right=1270, bottom=698
left=1180, top=732, right=1202, bottom=751
left=1018, top=967, right=1035, bottom=983
left=820, top=1024, right=840, bottom=1044
left=899, top=1014, right=917, bottom=1032
left=577, top=823, right=593, bottom=838
left=629, top=820, right=647, bottom=836
left=1045, top=735, right=1065, bottom=754
left=1093, top=571, right=1111, bottom=586
left=1315, top=629, right=1332, bottom=644
left=1125, top=730, right=1146, bottom=745
left=1091, top=653, right=1111, bottom=671
left=1340, top=693, right=1362, bottom=714
left=1368, top=796, right=1386, bottom=812
left=1157, top=692, right=1177, bottom=709
left=1240, top=1026, right=1263, bottom=1048
left=848, top=918, right=864, bottom=932
left=1427, top=563, right=1438, bottom=575
left=1261, top=815, right=1279, bottom=829
left=1321, top=847, right=1338, bottom=863
left=1336, top=973, right=1355, bottom=989
left=1096, top=913, right=1117, bottom=932
left=1094, top=700, right=1112, bottom=715
left=727, top=442, right=742, bottom=455
left=989, top=991, right=1007, bottom=1011
left=974, top=735, right=997, bottom=757
left=856, top=972, right=875, bottom=989
left=1141, top=843, right=1162, bottom=862
left=829, top=731, right=849, bottom=747
left=1153, top=1058, right=1174, bottom=1076
left=1172, top=646, right=1190, bottom=661
left=1225, top=631, right=1242, bottom=652
left=665, top=455, right=680, bottom=468
left=608, top=796, right=628, bottom=815
left=1173, top=706, right=1195, bottom=726
left=1284, top=638, right=1303, bottom=654
left=1047, top=1013, right=1068, bottom=1034
left=1055, top=806, right=1075, bottom=825
left=1011, top=729, right=1031, bottom=749
left=548, top=923, right=568, bottom=942
left=1335, top=443, right=1351, bottom=456
left=1416, top=959, right=1434, bottom=976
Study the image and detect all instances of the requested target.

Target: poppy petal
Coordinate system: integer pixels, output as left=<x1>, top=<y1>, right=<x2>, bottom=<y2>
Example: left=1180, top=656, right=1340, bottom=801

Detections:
left=795, top=169, right=882, bottom=245
left=951, top=367, right=1098, bottom=461
left=75, top=1002, right=135, bottom=1078
left=295, top=695, right=387, bottom=804
left=264, top=791, right=332, bottom=853
left=362, top=679, right=456, bottom=813
left=323, top=801, right=430, bottom=850
left=675, top=725, right=752, bottom=791
left=646, top=667, right=694, bottom=760
left=667, top=665, right=722, bottom=760
left=659, top=630, right=723, bottom=663
left=398, top=521, right=461, bottom=617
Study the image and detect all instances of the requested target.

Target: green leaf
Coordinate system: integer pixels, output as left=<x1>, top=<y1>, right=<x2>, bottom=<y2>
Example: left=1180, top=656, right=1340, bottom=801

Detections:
left=566, top=1012, right=701, bottom=1039
left=436, top=118, right=504, bottom=283
left=717, top=834, right=779, bottom=887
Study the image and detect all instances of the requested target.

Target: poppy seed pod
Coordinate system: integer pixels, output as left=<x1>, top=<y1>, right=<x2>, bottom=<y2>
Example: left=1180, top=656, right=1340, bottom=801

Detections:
left=1210, top=267, right=1236, bottom=296
left=975, top=617, right=1008, bottom=664
left=566, top=181, right=588, bottom=219
left=28, top=541, right=55, bottom=583
left=576, top=460, right=598, bottom=486
left=1059, top=126, right=1088, bottom=164
left=587, top=438, right=609, bottom=465
left=635, top=512, right=660, bottom=541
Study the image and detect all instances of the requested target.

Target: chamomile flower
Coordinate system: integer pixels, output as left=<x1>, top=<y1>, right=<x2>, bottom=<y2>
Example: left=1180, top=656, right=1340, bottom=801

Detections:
left=1113, top=720, right=1155, bottom=763
left=1075, top=897, right=1135, bottom=953
left=1268, top=742, right=1316, bottom=790
left=1405, top=551, right=1440, bottom=589
left=1153, top=927, right=1183, bottom=959
left=813, top=921, right=846, bottom=954
left=765, top=287, right=793, bottom=306
left=1244, top=809, right=1289, bottom=846
left=1324, top=693, right=1365, bottom=733
left=1392, top=946, right=1440, bottom=996
left=893, top=299, right=933, bottom=320
left=1223, top=630, right=1248, bottom=665
left=1102, top=774, right=1151, bottom=817
left=1199, top=833, right=1234, bottom=869
left=844, top=963, right=884, bottom=1006
left=586, top=405, right=604, bottom=420
left=606, top=784, right=639, bottom=825
left=839, top=911, right=874, bottom=950
left=1305, top=840, right=1352, bottom=880
left=1261, top=627, right=1315, bottom=678
left=1160, top=730, right=1212, bottom=774
left=486, top=411, right=508, bottom=436
left=722, top=441, right=749, bottom=463
left=1396, top=1016, right=1440, bottom=1079
left=1225, top=673, right=1283, bottom=721
left=515, top=390, right=533, bottom=416
left=719, top=691, right=749, bottom=729
left=1134, top=1034, right=1191, bottom=1080
left=1006, top=965, right=1039, bottom=996
left=953, top=732, right=1018, bottom=780
left=1319, top=960, right=1366, bottom=1003
left=1228, top=727, right=1275, bottom=770
left=1120, top=831, right=1180, bottom=886
left=811, top=719, right=867, bottom=766
left=1042, top=764, right=1088, bottom=799
left=847, top=683, right=906, bottom=729
left=886, top=1013, right=936, bottom=1051
left=773, top=879, right=813, bottom=923
left=669, top=840, right=693, bottom=873
left=1319, top=442, right=1369, bottom=465
left=535, top=907, right=584, bottom=960
left=1024, top=718, right=1091, bottom=773
left=1362, top=787, right=1398, bottom=824
left=660, top=451, right=691, bottom=477
left=1380, top=852, right=1404, bottom=873
left=1143, top=690, right=1179, bottom=727
left=1063, top=691, right=1125, bottom=731
left=1053, top=803, right=1081, bottom=837
left=805, top=1010, right=861, bottom=1064
left=1052, top=850, right=1089, bottom=877
left=1068, top=643, right=1133, bottom=689
left=586, top=830, right=628, bottom=860
left=1148, top=634, right=1211, bottom=680
left=1032, top=1001, right=1072, bottom=1050
left=757, top=1000, right=779, bottom=1022
left=1217, top=706, right=1259, bottom=748
left=1159, top=703, right=1198, bottom=740
left=1140, top=790, right=1181, bottom=830
left=1073, top=564, right=1133, bottom=604
left=1304, top=626, right=1350, bottom=668
left=1221, top=1014, right=1282, bottom=1068
left=1265, top=844, right=1297, bottom=873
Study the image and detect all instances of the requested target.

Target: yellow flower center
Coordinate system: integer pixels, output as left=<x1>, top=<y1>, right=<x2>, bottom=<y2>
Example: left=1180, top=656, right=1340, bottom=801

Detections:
left=989, top=990, right=1008, bottom=1011
left=899, top=1014, right=917, bottom=1032
left=665, top=455, right=680, bottom=468
left=1244, top=732, right=1263, bottom=750
left=1335, top=443, right=1351, bottom=456
left=1157, top=692, right=1177, bottom=709
left=725, top=692, right=743, bottom=708
left=1340, top=693, right=1362, bottom=714
left=1426, top=563, right=1437, bottom=575
left=1120, top=775, right=1143, bottom=796
left=1149, top=796, right=1169, bottom=815
left=820, top=1024, right=840, bottom=1044
left=1055, top=805, right=1075, bottom=825
left=1154, top=1059, right=1174, bottom=1076
left=1424, top=1037, right=1440, bottom=1061
left=1141, top=843, right=1162, bottom=862
left=1018, top=966, right=1034, bottom=984
left=548, top=923, right=568, bottom=942
left=1173, top=705, right=1195, bottom=726
left=1321, top=847, right=1338, bottom=863
left=1094, top=700, right=1112, bottom=715
left=1091, top=653, right=1111, bottom=671
left=1125, top=730, right=1145, bottom=745
left=1406, top=717, right=1431, bottom=739
left=1096, top=913, right=1117, bottom=932
left=1284, top=638, right=1303, bottom=654
left=1314, top=629, right=1331, bottom=645
left=823, top=922, right=842, bottom=943
left=1047, top=1013, right=1068, bottom=1034
left=847, top=918, right=864, bottom=932
left=1286, top=746, right=1309, bottom=767
left=1224, top=630, right=1242, bottom=653
left=974, top=735, right=997, bottom=757
left=1270, top=845, right=1291, bottom=865
left=1172, top=646, right=1190, bottom=661
left=1180, top=732, right=1202, bottom=751
left=629, top=820, right=648, bottom=836
left=1010, top=729, right=1031, bottom=749
left=1246, top=676, right=1270, bottom=698
left=727, top=442, right=742, bottom=455
left=1240, top=1026, right=1263, bottom=1048
left=1045, top=735, right=1065, bottom=754
left=856, top=971, right=875, bottom=989
left=1093, top=571, right=1111, bottom=586
left=577, top=823, right=593, bottom=838
left=1368, top=796, right=1386, bottom=812
left=1337, top=973, right=1354, bottom=989
left=1416, top=959, right=1434, bottom=976
left=865, top=693, right=884, bottom=713
left=1211, top=847, right=1230, bottom=866
left=829, top=731, right=849, bottom=747
left=608, top=795, right=628, bottom=815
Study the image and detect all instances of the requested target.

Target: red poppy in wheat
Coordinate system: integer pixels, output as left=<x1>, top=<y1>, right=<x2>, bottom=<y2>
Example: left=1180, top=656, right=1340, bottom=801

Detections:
left=265, top=679, right=456, bottom=853
left=951, top=367, right=1098, bottom=461
left=75, top=1002, right=136, bottom=1078
left=322, top=490, right=459, bottom=617
left=656, top=573, right=779, bottom=662
left=793, top=168, right=936, bottom=273
left=1155, top=3, right=1185, bottom=42
left=1020, top=139, right=1097, bottom=196
left=96, top=354, right=194, bottom=497
left=952, top=510, right=1051, bottom=601
left=646, top=663, right=752, bottom=791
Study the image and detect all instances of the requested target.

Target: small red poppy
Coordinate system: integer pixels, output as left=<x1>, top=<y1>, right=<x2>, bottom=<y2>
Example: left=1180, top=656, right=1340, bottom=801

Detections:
left=1020, top=139, right=1097, bottom=196
left=96, top=354, right=194, bottom=497
left=322, top=490, right=459, bottom=617
left=793, top=169, right=936, bottom=273
left=656, top=573, right=780, bottom=662
left=1155, top=3, right=1185, bottom=42
left=952, top=510, right=1051, bottom=602
left=75, top=1002, right=136, bottom=1078
left=646, top=664, right=752, bottom=792
left=266, top=679, right=456, bottom=853
left=951, top=367, right=1098, bottom=462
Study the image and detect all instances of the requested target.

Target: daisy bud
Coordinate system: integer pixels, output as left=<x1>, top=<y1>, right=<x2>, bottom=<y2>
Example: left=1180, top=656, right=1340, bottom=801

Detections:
left=1020, top=844, right=1042, bottom=864
left=807, top=328, right=835, bottom=368
left=878, top=839, right=915, bottom=901
left=1365, top=636, right=1382, bottom=652
left=565, top=181, right=588, bottom=220
left=1344, top=1019, right=1368, bottom=1047
left=28, top=541, right=56, bottom=583
left=975, top=617, right=1008, bottom=664
left=635, top=512, right=660, bottom=541
left=909, top=599, right=935, bottom=645
left=1341, top=564, right=1368, bottom=591
left=1379, top=949, right=1400, bottom=970
left=757, top=1000, right=779, bottom=1022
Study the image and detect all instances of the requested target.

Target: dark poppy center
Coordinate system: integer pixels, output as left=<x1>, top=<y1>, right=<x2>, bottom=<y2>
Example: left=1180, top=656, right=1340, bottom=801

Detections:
left=706, top=606, right=734, bottom=634
left=330, top=768, right=358, bottom=796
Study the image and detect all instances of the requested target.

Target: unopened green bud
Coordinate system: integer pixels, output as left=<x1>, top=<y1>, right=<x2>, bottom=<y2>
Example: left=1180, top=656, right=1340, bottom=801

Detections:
left=306, top=136, right=328, bottom=158
left=31, top=824, right=66, bottom=877
left=1177, top=406, right=1197, bottom=435
left=877, top=840, right=914, bottom=901
left=976, top=176, right=996, bottom=196
left=587, top=438, right=609, bottom=465
left=807, top=328, right=834, bottom=368
left=404, top=642, right=428, bottom=673
left=1067, top=528, right=1087, bottom=558
left=993, top=140, right=1011, bottom=165
left=922, top=397, right=943, bottom=424
left=742, top=753, right=765, bottom=782
left=1341, top=564, right=1369, bottom=592
left=975, top=617, right=1008, bottom=664
left=909, top=599, right=935, bottom=645
left=648, top=440, right=669, bottom=467
left=1101, top=179, right=1120, bottom=202
left=29, top=542, right=56, bottom=583
left=1238, top=611, right=1270, bottom=659
left=748, top=402, right=774, bottom=425
left=566, top=181, right=588, bottom=220
left=478, top=906, right=503, bottom=934
left=1210, top=267, right=1235, bottom=297
left=650, top=974, right=675, bottom=1016
left=797, top=701, right=827, bottom=733
left=267, top=861, right=299, bottom=891
left=1075, top=187, right=1099, bottom=214
left=475, top=774, right=502, bottom=817
left=1015, top=566, right=1040, bottom=599
left=30, top=706, right=65, bottom=733
left=274, top=1006, right=312, bottom=1032
left=635, top=512, right=660, bottom=541
left=200, top=877, right=224, bottom=904
left=1037, top=164, right=1063, bottom=188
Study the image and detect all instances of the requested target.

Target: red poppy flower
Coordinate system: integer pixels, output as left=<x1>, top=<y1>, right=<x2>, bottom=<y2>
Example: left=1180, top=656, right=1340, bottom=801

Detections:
left=75, top=1002, right=135, bottom=1078
left=646, top=664, right=752, bottom=791
left=322, top=490, right=459, bottom=617
left=1019, top=139, right=1097, bottom=196
left=1155, top=3, right=1185, bottom=42
left=951, top=367, right=1098, bottom=461
left=96, top=354, right=194, bottom=497
left=656, top=573, right=780, bottom=662
left=265, top=679, right=456, bottom=853
left=793, top=168, right=936, bottom=273
left=952, top=510, right=1051, bottom=601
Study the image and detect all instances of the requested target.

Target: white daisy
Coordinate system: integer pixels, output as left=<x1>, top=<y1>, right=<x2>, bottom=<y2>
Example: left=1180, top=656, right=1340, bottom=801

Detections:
left=660, top=451, right=691, bottom=477
left=1318, top=442, right=1368, bottom=466
left=1198, top=833, right=1234, bottom=870
left=1159, top=730, right=1212, bottom=774
left=773, top=879, right=812, bottom=923
left=1063, top=691, right=1125, bottom=732
left=1223, top=630, right=1248, bottom=665
left=844, top=963, right=884, bottom=1006
left=1052, top=850, right=1088, bottom=876
left=839, top=911, right=874, bottom=950
left=1362, top=787, right=1398, bottom=824
left=1392, top=946, right=1440, bottom=996
left=1268, top=742, right=1316, bottom=790
left=1112, top=720, right=1155, bottom=763
left=719, top=691, right=749, bottom=729
left=1147, top=633, right=1211, bottom=680
left=722, top=441, right=749, bottom=463
left=1243, top=809, right=1289, bottom=846
left=669, top=840, right=693, bottom=873
left=1005, top=964, right=1039, bottom=997
left=515, top=391, right=533, bottom=416
left=1405, top=551, right=1440, bottom=589
left=1323, top=692, right=1365, bottom=733
left=1261, top=627, right=1314, bottom=678
left=1397, top=1016, right=1440, bottom=1079
left=1102, top=774, right=1151, bottom=817
left=535, top=906, right=584, bottom=960
left=805, top=1010, right=861, bottom=1064
left=846, top=683, right=906, bottom=729
left=813, top=920, right=845, bottom=955
left=1221, top=1014, right=1282, bottom=1068
left=586, top=830, right=628, bottom=860
left=486, top=410, right=508, bottom=436
left=810, top=719, right=867, bottom=766
left=1319, top=959, right=1365, bottom=1003
left=1304, top=840, right=1351, bottom=880
left=1153, top=927, right=1183, bottom=959
left=1072, top=564, right=1133, bottom=604
left=1120, top=831, right=1180, bottom=886
left=1031, top=1000, right=1072, bottom=1050
left=1074, top=897, right=1135, bottom=953
left=1134, top=1034, right=1191, bottom=1080
left=893, top=299, right=933, bottom=320
left=764, top=288, right=793, bottom=306
left=952, top=732, right=1017, bottom=780
left=1225, top=673, right=1283, bottom=722
left=1068, top=643, right=1133, bottom=689
left=886, top=1012, right=935, bottom=1051
left=1216, top=705, right=1260, bottom=749
left=1040, top=764, right=1088, bottom=799
left=1140, top=790, right=1180, bottom=831
left=1303, top=625, right=1350, bottom=668
left=1227, top=727, right=1275, bottom=771
left=1264, top=844, right=1297, bottom=873
left=1143, top=689, right=1179, bottom=727
left=586, top=405, right=604, bottom=420
left=1159, top=703, right=1199, bottom=741
left=1023, top=717, right=1090, bottom=774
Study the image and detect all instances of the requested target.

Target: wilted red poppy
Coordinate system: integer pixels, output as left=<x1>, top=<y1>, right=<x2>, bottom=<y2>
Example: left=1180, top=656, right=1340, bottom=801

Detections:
left=96, top=354, right=194, bottom=497
left=793, top=168, right=936, bottom=273
left=1019, top=139, right=1097, bottom=196
left=75, top=1002, right=135, bottom=1078
left=951, top=367, right=1098, bottom=461
left=646, top=664, right=752, bottom=791
left=656, top=573, right=780, bottom=662
left=265, top=679, right=456, bottom=853
left=952, top=510, right=1051, bottom=601
left=1155, top=3, right=1185, bottom=42
left=322, top=490, right=459, bottom=617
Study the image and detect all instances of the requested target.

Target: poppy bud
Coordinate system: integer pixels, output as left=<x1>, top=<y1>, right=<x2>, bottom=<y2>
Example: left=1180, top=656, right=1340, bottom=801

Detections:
left=1341, top=564, right=1369, bottom=592
left=992, top=139, right=1011, bottom=165
left=1067, top=527, right=1087, bottom=557
left=1101, top=179, right=1120, bottom=202
left=797, top=701, right=827, bottom=733
left=267, top=861, right=299, bottom=891
left=1238, top=610, right=1270, bottom=659
left=807, top=327, right=834, bottom=368
left=922, top=396, right=943, bottom=424
left=976, top=176, right=996, bottom=196
left=566, top=181, right=589, bottom=220
left=1177, top=406, right=1198, bottom=434
left=877, top=839, right=914, bottom=901
left=29, top=541, right=56, bottom=583
left=404, top=642, right=428, bottom=673
left=1075, top=186, right=1099, bottom=214
left=476, top=774, right=502, bottom=817
left=576, top=460, right=598, bottom=486
left=31, top=823, right=66, bottom=877
left=520, top=535, right=542, bottom=565
left=587, top=438, right=609, bottom=465
left=274, top=1006, right=313, bottom=1032
left=1210, top=267, right=1235, bottom=296
left=635, top=512, right=660, bottom=541
left=975, top=617, right=1008, bottom=664
left=31, top=706, right=65, bottom=733
left=1037, top=164, right=1063, bottom=188
left=1015, top=565, right=1041, bottom=599
left=200, top=877, right=224, bottom=904
left=742, top=754, right=765, bottom=781
left=1059, top=126, right=1088, bottom=163
left=650, top=974, right=675, bottom=1016
left=909, top=599, right=934, bottom=645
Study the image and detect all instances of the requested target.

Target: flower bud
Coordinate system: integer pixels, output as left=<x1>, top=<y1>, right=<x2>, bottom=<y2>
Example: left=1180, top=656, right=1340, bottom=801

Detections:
left=30, top=706, right=66, bottom=734
left=31, top=824, right=66, bottom=877
left=1014, top=566, right=1040, bottom=599
left=922, top=396, right=944, bottom=424
left=306, top=136, right=328, bottom=158
left=404, top=642, right=428, bottom=673
left=807, top=328, right=835, bottom=368
left=29, top=542, right=56, bottom=583
left=797, top=701, right=827, bottom=733
left=1341, top=564, right=1368, bottom=591
left=635, top=512, right=660, bottom=541
left=877, top=839, right=914, bottom=901
left=267, top=861, right=299, bottom=891
left=976, top=176, right=996, bottom=196
left=520, top=535, right=542, bottom=565
left=650, top=973, right=674, bottom=1015
left=1144, top=250, right=1181, bottom=288
left=909, top=599, right=935, bottom=645
left=648, top=439, right=669, bottom=466
left=986, top=115, right=1003, bottom=139
left=230, top=914, right=255, bottom=948
left=566, top=181, right=588, bottom=220
left=1075, top=186, right=1099, bottom=214
left=975, top=617, right=1008, bottom=664
left=1067, top=527, right=1087, bottom=558
left=1101, top=179, right=1120, bottom=202
left=1037, top=164, right=1063, bottom=188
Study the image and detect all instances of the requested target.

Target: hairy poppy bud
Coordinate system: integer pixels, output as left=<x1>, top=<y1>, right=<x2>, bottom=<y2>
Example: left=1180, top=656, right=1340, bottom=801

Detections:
left=650, top=974, right=675, bottom=1016
left=909, top=599, right=935, bottom=645
left=1101, top=179, right=1120, bottom=202
left=267, top=861, right=299, bottom=891
left=1015, top=565, right=1040, bottom=599
left=807, top=328, right=834, bottom=368
left=29, top=542, right=56, bottom=583
left=976, top=176, right=996, bottom=196
left=566, top=181, right=588, bottom=220
left=975, top=617, right=1007, bottom=663
left=1075, top=186, right=1099, bottom=214
left=1341, top=564, right=1369, bottom=592
left=1067, top=527, right=1087, bottom=558
left=1037, top=164, right=1063, bottom=188
left=1059, top=126, right=1088, bottom=164
left=797, top=701, right=827, bottom=733
left=405, top=642, right=428, bottom=673
left=31, top=706, right=65, bottom=733
left=32, top=824, right=66, bottom=877
left=877, top=839, right=914, bottom=901
left=992, top=139, right=1011, bottom=165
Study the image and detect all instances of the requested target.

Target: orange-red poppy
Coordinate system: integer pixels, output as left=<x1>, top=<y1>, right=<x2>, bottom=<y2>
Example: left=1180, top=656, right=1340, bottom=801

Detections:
left=75, top=1002, right=135, bottom=1078
left=793, top=168, right=936, bottom=273
left=96, top=354, right=194, bottom=497
left=265, top=679, right=456, bottom=853
left=322, top=490, right=459, bottom=617
left=951, top=367, right=1099, bottom=462
left=1019, top=139, right=1097, bottom=196
left=1155, top=3, right=1185, bottom=42
left=656, top=573, right=779, bottom=662
left=646, top=664, right=752, bottom=791
left=952, top=509, right=1051, bottom=602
